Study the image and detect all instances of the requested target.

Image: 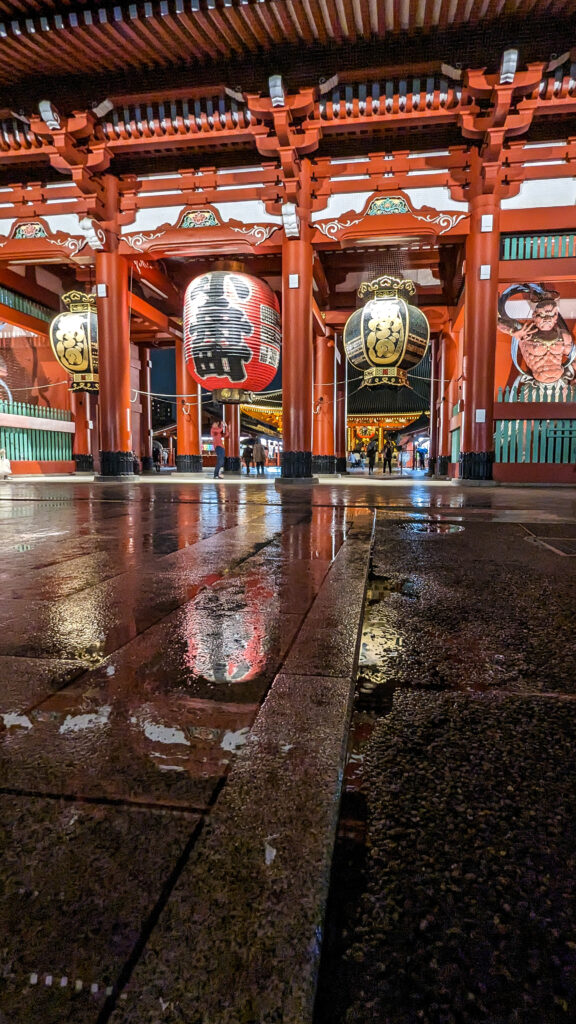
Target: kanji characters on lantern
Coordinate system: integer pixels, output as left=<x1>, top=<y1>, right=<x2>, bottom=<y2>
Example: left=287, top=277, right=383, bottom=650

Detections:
left=49, top=291, right=99, bottom=393
left=183, top=271, right=281, bottom=402
left=343, top=276, right=429, bottom=388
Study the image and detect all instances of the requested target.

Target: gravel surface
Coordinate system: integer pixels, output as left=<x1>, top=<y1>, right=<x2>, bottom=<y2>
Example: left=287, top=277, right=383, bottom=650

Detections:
left=316, top=518, right=576, bottom=1024
left=341, top=691, right=576, bottom=1024
left=364, top=522, right=576, bottom=696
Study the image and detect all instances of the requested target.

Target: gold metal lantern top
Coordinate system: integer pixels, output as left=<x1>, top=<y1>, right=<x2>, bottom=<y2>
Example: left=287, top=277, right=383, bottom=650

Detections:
left=49, top=290, right=99, bottom=393
left=343, top=275, right=429, bottom=387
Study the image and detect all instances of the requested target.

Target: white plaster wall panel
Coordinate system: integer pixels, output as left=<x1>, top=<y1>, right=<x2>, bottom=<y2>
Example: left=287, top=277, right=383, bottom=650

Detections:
left=124, top=207, right=184, bottom=233
left=311, top=192, right=369, bottom=221
left=312, top=186, right=468, bottom=222
left=42, top=214, right=84, bottom=236
left=403, top=187, right=468, bottom=212
left=212, top=200, right=282, bottom=224
left=506, top=299, right=576, bottom=320
left=502, top=178, right=576, bottom=209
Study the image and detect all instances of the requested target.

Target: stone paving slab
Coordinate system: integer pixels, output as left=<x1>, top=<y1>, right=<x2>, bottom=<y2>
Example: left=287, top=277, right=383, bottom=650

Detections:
left=107, top=512, right=374, bottom=1024
left=522, top=522, right=576, bottom=538
left=283, top=516, right=374, bottom=680
left=0, top=693, right=259, bottom=809
left=0, top=518, right=285, bottom=661
left=0, top=519, right=323, bottom=805
left=340, top=690, right=576, bottom=1024
left=0, top=656, right=85, bottom=715
left=109, top=673, right=355, bottom=1024
left=0, top=795, right=199, bottom=1024
left=0, top=591, right=303, bottom=805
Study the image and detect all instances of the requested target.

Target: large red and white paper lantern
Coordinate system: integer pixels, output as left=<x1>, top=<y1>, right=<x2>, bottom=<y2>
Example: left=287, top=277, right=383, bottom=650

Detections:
left=183, top=271, right=281, bottom=403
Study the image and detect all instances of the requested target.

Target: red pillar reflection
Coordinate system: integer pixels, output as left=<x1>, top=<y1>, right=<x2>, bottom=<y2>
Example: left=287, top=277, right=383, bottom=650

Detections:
left=139, top=347, right=153, bottom=472
left=224, top=403, right=241, bottom=472
left=313, top=331, right=336, bottom=474
left=71, top=391, right=93, bottom=473
left=335, top=333, right=347, bottom=474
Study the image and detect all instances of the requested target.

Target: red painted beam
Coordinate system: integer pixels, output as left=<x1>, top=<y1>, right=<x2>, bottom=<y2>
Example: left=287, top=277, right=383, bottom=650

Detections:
left=494, top=402, right=576, bottom=420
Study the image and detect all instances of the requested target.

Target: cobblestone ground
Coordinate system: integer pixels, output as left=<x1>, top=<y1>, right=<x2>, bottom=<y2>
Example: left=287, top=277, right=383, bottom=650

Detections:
left=316, top=513, right=576, bottom=1024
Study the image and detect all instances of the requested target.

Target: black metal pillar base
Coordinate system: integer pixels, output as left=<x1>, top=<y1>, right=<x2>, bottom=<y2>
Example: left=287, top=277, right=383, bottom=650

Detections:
left=224, top=456, right=241, bottom=473
left=141, top=456, right=154, bottom=473
left=281, top=450, right=313, bottom=479
left=437, top=455, right=450, bottom=476
left=459, top=451, right=495, bottom=481
left=98, top=451, right=135, bottom=477
left=74, top=453, right=94, bottom=473
left=335, top=456, right=348, bottom=474
left=312, top=454, right=336, bottom=475
left=426, top=456, right=436, bottom=477
left=176, top=454, right=203, bottom=473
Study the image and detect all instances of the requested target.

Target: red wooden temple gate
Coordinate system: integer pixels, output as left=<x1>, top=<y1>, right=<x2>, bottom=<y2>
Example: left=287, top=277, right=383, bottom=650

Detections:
left=0, top=3, right=575, bottom=482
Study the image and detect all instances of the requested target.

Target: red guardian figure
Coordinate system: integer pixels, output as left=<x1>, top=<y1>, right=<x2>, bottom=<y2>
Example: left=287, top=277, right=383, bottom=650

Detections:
left=498, top=284, right=576, bottom=389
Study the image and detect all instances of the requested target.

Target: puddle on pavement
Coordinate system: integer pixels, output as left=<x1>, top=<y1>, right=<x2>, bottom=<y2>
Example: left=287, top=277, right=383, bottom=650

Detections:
left=401, top=521, right=464, bottom=534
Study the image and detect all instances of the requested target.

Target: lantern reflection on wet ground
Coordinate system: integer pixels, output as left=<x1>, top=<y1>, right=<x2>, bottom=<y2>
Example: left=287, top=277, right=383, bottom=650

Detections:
left=1, top=480, right=576, bottom=1021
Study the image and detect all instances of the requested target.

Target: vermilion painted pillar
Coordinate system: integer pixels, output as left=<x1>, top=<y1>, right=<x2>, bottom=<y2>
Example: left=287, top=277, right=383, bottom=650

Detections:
left=96, top=251, right=133, bottom=476
left=71, top=391, right=93, bottom=472
left=335, top=333, right=347, bottom=473
left=175, top=336, right=203, bottom=472
left=461, top=191, right=501, bottom=479
left=281, top=226, right=314, bottom=478
left=312, top=331, right=336, bottom=474
left=427, top=335, right=438, bottom=475
left=139, top=347, right=154, bottom=472
left=224, top=403, right=241, bottom=473
left=437, top=332, right=451, bottom=476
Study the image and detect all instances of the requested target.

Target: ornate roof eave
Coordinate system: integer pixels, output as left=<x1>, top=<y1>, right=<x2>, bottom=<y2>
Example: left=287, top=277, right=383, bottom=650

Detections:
left=119, top=216, right=280, bottom=257
left=312, top=192, right=468, bottom=247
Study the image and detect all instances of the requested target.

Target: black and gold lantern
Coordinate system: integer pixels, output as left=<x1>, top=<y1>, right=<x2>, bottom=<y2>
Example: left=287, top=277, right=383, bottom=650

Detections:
left=343, top=276, right=429, bottom=387
left=49, top=290, right=99, bottom=393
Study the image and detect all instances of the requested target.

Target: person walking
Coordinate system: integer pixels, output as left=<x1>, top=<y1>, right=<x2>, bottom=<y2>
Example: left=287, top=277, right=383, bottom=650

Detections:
left=242, top=441, right=253, bottom=475
left=366, top=436, right=378, bottom=475
left=253, top=440, right=266, bottom=476
left=382, top=441, right=393, bottom=475
left=0, top=447, right=11, bottom=480
left=211, top=419, right=227, bottom=479
left=152, top=445, right=161, bottom=473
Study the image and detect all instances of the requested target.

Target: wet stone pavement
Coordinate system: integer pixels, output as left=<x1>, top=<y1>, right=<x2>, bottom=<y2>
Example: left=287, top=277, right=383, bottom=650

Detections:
left=315, top=508, right=576, bottom=1024
left=0, top=478, right=575, bottom=1023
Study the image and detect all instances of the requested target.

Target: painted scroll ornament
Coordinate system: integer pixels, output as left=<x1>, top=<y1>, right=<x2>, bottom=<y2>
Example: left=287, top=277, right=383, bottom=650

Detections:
left=498, top=283, right=576, bottom=388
